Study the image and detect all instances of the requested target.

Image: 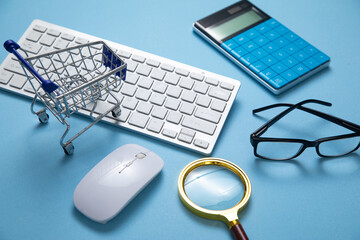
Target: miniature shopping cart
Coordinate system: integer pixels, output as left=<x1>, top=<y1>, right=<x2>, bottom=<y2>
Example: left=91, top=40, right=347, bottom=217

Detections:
left=4, top=40, right=127, bottom=155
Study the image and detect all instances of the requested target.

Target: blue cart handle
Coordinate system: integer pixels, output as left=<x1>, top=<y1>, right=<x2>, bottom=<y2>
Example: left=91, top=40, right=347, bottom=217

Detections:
left=3, top=40, right=58, bottom=94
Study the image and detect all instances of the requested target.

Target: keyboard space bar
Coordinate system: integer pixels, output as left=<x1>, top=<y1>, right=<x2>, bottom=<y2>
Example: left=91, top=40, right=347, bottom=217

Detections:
left=182, top=116, right=216, bottom=135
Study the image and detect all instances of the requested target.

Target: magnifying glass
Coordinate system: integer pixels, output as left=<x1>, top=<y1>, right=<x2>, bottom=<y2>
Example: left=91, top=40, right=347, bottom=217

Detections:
left=178, top=158, right=252, bottom=240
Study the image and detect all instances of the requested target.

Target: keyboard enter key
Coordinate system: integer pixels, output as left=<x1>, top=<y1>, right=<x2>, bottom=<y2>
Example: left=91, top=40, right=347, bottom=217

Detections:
left=195, top=107, right=222, bottom=123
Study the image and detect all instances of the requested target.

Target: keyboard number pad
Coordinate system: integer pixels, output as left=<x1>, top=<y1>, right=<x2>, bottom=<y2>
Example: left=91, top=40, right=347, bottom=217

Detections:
left=221, top=18, right=330, bottom=89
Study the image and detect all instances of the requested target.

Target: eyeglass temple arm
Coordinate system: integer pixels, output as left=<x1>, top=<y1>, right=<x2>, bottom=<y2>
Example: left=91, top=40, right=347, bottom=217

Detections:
left=253, top=99, right=360, bottom=135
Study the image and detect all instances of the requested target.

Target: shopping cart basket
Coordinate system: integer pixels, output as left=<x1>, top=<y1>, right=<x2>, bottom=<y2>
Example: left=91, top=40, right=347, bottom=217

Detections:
left=4, top=40, right=127, bottom=155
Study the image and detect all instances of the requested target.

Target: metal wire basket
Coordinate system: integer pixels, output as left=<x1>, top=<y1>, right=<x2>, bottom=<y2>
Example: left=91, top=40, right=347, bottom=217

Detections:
left=4, top=40, right=127, bottom=154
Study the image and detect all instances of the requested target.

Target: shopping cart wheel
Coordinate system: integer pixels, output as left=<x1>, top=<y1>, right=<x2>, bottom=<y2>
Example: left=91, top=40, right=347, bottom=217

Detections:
left=111, top=106, right=121, bottom=118
left=38, top=112, right=49, bottom=124
left=63, top=143, right=74, bottom=155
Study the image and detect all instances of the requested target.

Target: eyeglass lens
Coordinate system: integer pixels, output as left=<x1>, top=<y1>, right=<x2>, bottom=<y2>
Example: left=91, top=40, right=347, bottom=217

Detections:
left=318, top=136, right=360, bottom=157
left=256, top=141, right=303, bottom=160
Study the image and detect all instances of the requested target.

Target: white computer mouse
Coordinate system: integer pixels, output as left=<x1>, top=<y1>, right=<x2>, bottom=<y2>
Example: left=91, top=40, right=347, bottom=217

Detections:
left=73, top=144, right=164, bottom=224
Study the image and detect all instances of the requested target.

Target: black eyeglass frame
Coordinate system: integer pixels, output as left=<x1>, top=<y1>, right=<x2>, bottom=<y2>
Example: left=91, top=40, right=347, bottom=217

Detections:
left=250, top=99, right=360, bottom=160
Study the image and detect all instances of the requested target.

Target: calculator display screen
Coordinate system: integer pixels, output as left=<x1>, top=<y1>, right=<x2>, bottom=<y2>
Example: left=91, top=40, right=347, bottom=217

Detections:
left=207, top=10, right=262, bottom=41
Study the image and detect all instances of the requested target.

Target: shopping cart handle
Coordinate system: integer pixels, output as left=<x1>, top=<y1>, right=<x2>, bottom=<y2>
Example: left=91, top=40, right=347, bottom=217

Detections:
left=3, top=39, right=59, bottom=94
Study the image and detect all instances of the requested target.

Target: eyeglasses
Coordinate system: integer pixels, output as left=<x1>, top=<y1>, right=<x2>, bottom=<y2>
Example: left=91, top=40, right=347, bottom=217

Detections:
left=250, top=99, right=360, bottom=160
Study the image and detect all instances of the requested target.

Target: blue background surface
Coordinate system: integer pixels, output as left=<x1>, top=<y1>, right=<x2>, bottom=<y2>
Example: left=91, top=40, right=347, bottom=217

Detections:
left=0, top=0, right=359, bottom=239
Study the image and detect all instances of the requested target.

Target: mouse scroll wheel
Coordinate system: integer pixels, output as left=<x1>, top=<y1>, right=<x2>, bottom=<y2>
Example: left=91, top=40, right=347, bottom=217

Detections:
left=136, top=153, right=146, bottom=159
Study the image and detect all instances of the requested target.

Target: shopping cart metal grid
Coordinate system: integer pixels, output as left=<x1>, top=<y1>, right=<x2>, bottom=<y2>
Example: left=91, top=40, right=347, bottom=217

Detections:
left=4, top=40, right=127, bottom=155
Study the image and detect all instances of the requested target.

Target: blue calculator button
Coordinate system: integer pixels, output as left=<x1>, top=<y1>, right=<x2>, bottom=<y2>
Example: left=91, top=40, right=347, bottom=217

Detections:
left=265, top=30, right=280, bottom=40
left=281, top=69, right=299, bottom=82
left=233, top=33, right=249, bottom=45
left=269, top=76, right=288, bottom=89
left=294, top=38, right=309, bottom=49
left=293, top=51, right=310, bottom=62
left=254, top=22, right=271, bottom=33
left=242, top=41, right=259, bottom=52
left=221, top=39, right=239, bottom=52
left=273, top=37, right=290, bottom=48
left=303, top=57, right=321, bottom=69
left=230, top=46, right=246, bottom=59
left=284, top=44, right=300, bottom=55
left=284, top=32, right=299, bottom=42
left=259, top=69, right=277, bottom=81
left=292, top=63, right=309, bottom=76
left=273, top=49, right=289, bottom=60
left=252, top=48, right=268, bottom=59
left=313, top=52, right=330, bottom=64
left=245, top=29, right=260, bottom=39
left=263, top=42, right=279, bottom=53
left=261, top=55, right=278, bottom=66
left=240, top=53, right=258, bottom=66
left=271, top=62, right=287, bottom=74
left=253, top=35, right=270, bottom=46
left=282, top=56, right=299, bottom=68
left=303, top=45, right=319, bottom=56
left=265, top=19, right=280, bottom=28
left=274, top=25, right=289, bottom=35
left=249, top=61, right=268, bottom=73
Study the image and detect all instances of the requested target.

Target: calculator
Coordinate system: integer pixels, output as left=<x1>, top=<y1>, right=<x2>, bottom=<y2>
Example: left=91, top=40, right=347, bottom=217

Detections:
left=193, top=0, right=330, bottom=94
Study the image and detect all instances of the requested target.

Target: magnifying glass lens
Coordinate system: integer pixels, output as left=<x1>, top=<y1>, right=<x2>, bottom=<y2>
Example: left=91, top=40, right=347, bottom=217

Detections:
left=184, top=165, right=245, bottom=211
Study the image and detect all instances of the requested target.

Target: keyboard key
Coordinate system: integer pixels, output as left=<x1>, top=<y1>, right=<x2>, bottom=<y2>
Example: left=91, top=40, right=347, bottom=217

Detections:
left=152, top=106, right=168, bottom=119
left=293, top=51, right=309, bottom=62
left=167, top=111, right=182, bottom=124
left=303, top=45, right=319, bottom=56
left=195, top=107, right=222, bottom=124
left=179, top=78, right=194, bottom=90
left=259, top=69, right=277, bottom=81
left=181, top=90, right=197, bottom=103
left=180, top=102, right=195, bottom=115
left=193, top=81, right=209, bottom=94
left=165, top=97, right=180, bottom=110
left=75, top=37, right=88, bottom=44
left=284, top=44, right=299, bottom=55
left=284, top=32, right=299, bottom=42
left=53, top=39, right=69, bottom=49
left=9, top=75, right=27, bottom=89
left=160, top=63, right=175, bottom=72
left=282, top=56, right=299, bottom=68
left=121, top=83, right=137, bottom=96
left=263, top=42, right=279, bottom=53
left=147, top=118, right=164, bottom=133
left=265, top=19, right=280, bottom=28
left=150, top=93, right=166, bottom=106
left=40, top=35, right=56, bottom=47
left=281, top=69, right=299, bottom=82
left=221, top=39, right=239, bottom=51
left=292, top=63, right=309, bottom=76
left=162, top=128, right=177, bottom=138
left=164, top=73, right=180, bottom=85
left=61, top=33, right=75, bottom=41
left=136, top=64, right=152, bottom=76
left=208, top=87, right=231, bottom=101
left=196, top=95, right=211, bottom=107
left=273, top=37, right=289, bottom=48
left=124, top=72, right=139, bottom=84
left=178, top=133, right=193, bottom=144
left=233, top=34, right=249, bottom=45
left=245, top=29, right=260, bottom=39
left=271, top=62, right=287, bottom=74
left=240, top=53, right=257, bottom=66
left=194, top=139, right=209, bottom=149
left=211, top=99, right=226, bottom=112
left=167, top=85, right=182, bottom=98
left=33, top=25, right=47, bottom=33
left=313, top=52, right=330, bottom=64
left=137, top=77, right=153, bottom=89
left=117, top=49, right=131, bottom=59
left=137, top=101, right=153, bottom=115
left=22, top=41, right=42, bottom=54
left=303, top=57, right=321, bottom=69
left=182, top=116, right=216, bottom=135
left=273, top=49, right=289, bottom=60
left=47, top=29, right=61, bottom=37
left=293, top=39, right=309, bottom=49
left=125, top=60, right=138, bottom=72
left=205, top=77, right=219, bottom=86
left=128, top=112, right=149, bottom=128
left=150, top=68, right=166, bottom=80
left=252, top=48, right=268, bottom=59
left=253, top=35, right=270, bottom=47
left=0, top=71, right=13, bottom=84
left=265, top=30, right=279, bottom=40
left=122, top=97, right=138, bottom=110
left=269, top=76, right=288, bottom=89
left=242, top=41, right=258, bottom=52
left=220, top=82, right=234, bottom=91
left=135, top=88, right=151, bottom=101
left=26, top=31, right=42, bottom=42
left=274, top=25, right=289, bottom=35
left=254, top=22, right=270, bottom=33
left=190, top=72, right=204, bottom=81
left=146, top=59, right=160, bottom=67
left=249, top=61, right=267, bottom=73
left=175, top=68, right=189, bottom=77
left=261, top=55, right=278, bottom=66
left=152, top=81, right=168, bottom=93
left=132, top=54, right=146, bottom=63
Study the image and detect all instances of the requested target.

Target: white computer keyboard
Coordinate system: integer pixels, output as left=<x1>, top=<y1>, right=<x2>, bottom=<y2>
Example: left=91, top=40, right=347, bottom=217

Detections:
left=0, top=19, right=240, bottom=155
